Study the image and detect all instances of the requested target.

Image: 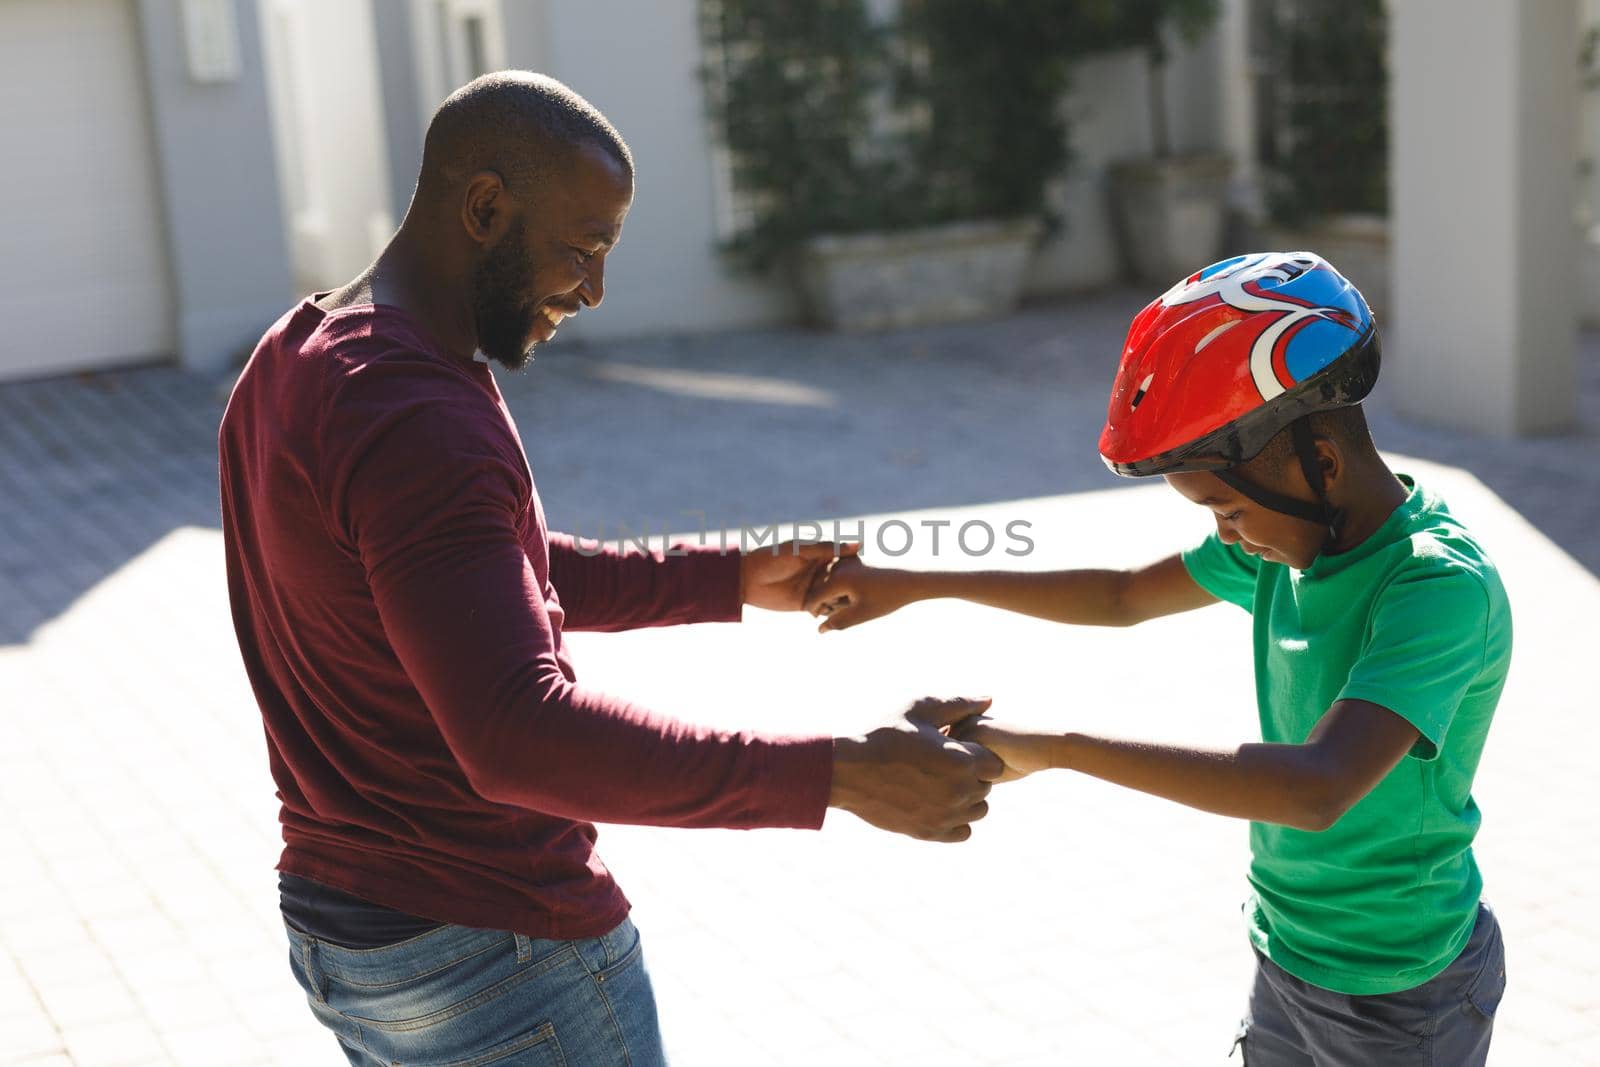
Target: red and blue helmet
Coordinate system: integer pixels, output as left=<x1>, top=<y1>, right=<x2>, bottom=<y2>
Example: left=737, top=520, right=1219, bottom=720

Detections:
left=1098, top=251, right=1380, bottom=478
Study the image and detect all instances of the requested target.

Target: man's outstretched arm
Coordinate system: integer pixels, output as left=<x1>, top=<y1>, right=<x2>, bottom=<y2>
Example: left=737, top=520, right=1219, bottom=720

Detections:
left=342, top=405, right=992, bottom=838
left=547, top=535, right=852, bottom=631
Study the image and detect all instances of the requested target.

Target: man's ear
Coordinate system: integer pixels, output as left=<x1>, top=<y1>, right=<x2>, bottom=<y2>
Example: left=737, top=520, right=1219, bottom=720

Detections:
left=460, top=171, right=509, bottom=245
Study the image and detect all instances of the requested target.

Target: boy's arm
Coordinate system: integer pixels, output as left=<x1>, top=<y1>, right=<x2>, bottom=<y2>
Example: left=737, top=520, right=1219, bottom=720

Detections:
left=805, top=552, right=1216, bottom=632
left=960, top=699, right=1419, bottom=832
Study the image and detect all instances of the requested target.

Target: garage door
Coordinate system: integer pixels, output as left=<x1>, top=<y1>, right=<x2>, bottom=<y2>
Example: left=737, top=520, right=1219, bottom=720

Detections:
left=0, top=0, right=175, bottom=382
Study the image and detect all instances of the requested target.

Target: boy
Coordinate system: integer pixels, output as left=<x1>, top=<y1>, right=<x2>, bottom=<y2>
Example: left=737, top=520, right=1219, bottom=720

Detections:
left=806, top=253, right=1510, bottom=1065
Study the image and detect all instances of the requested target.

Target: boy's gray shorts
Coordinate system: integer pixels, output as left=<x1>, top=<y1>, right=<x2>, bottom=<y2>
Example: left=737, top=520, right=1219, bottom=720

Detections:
left=1232, top=901, right=1506, bottom=1066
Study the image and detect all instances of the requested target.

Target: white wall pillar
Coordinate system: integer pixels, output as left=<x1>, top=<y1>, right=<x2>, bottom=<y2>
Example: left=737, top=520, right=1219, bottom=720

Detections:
left=259, top=0, right=394, bottom=292
left=1215, top=0, right=1262, bottom=225
left=1390, top=0, right=1579, bottom=436
left=370, top=0, right=427, bottom=223
left=136, top=0, right=294, bottom=372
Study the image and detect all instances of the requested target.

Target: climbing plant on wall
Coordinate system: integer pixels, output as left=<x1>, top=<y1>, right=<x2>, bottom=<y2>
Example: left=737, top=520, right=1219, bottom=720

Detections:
left=1258, top=0, right=1389, bottom=225
left=699, top=0, right=1102, bottom=269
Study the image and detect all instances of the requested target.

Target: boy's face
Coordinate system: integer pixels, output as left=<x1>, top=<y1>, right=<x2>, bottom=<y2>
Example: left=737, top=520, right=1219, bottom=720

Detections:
left=1164, top=468, right=1327, bottom=571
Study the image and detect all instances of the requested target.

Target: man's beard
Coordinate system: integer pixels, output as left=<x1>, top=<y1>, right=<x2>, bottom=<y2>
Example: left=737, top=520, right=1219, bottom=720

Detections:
left=471, top=218, right=539, bottom=371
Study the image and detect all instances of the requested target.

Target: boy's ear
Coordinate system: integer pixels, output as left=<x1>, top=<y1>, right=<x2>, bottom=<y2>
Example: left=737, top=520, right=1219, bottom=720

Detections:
left=1315, top=436, right=1342, bottom=489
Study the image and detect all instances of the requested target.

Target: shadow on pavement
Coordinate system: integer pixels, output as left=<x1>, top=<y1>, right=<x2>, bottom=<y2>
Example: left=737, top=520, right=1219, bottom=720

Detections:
left=0, top=367, right=225, bottom=646
left=1, top=289, right=1595, bottom=646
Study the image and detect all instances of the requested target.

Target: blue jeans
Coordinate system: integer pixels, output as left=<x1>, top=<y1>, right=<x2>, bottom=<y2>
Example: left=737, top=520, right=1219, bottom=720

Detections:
left=1234, top=902, right=1506, bottom=1066
left=284, top=916, right=668, bottom=1066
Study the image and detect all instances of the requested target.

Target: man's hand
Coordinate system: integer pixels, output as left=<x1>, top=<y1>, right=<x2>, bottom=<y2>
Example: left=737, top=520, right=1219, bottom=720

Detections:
left=829, top=697, right=1005, bottom=842
left=740, top=540, right=859, bottom=612
left=804, top=555, right=915, bottom=633
left=950, top=717, right=1059, bottom=783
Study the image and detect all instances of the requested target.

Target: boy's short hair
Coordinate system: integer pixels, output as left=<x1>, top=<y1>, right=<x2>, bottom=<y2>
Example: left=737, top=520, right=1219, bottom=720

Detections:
left=1248, top=406, right=1374, bottom=480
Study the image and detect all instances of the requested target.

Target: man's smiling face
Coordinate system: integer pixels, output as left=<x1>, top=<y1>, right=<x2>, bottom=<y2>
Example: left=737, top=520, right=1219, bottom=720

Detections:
left=471, top=142, right=633, bottom=369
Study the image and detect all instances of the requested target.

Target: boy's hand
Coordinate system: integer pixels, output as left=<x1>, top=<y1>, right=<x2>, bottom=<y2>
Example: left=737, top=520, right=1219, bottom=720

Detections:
left=950, top=717, right=1059, bottom=783
left=741, top=540, right=859, bottom=612
left=804, top=556, right=914, bottom=633
left=830, top=697, right=1004, bottom=842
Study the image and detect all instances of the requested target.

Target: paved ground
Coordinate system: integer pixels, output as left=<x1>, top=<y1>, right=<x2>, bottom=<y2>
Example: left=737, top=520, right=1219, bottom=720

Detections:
left=0, top=291, right=1596, bottom=1065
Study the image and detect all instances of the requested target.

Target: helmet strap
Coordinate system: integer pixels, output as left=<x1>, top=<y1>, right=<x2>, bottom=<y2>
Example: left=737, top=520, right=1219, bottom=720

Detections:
left=1214, top=419, right=1346, bottom=553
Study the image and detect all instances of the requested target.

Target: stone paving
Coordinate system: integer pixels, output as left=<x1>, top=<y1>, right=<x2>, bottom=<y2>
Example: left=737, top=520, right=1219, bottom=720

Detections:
left=0, top=291, right=1596, bottom=1065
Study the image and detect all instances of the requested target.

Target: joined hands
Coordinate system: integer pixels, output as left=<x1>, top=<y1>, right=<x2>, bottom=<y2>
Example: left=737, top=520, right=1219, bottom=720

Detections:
left=754, top=543, right=1053, bottom=837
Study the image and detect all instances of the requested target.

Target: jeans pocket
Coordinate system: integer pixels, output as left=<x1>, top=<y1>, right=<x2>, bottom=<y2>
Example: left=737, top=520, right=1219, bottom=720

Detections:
left=423, top=1020, right=568, bottom=1067
left=571, top=919, right=642, bottom=983
left=1463, top=924, right=1507, bottom=1020
left=595, top=929, right=643, bottom=985
left=558, top=920, right=665, bottom=1065
left=285, top=932, right=320, bottom=1002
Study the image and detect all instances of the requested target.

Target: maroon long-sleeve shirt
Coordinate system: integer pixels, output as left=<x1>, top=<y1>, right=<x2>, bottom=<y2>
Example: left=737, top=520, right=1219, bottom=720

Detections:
left=219, top=300, right=833, bottom=939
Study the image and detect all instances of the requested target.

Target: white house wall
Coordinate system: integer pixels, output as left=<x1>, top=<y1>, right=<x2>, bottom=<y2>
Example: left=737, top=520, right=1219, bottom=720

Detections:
left=1390, top=0, right=1578, bottom=435
left=259, top=0, right=394, bottom=293
left=0, top=0, right=176, bottom=382
left=1025, top=27, right=1227, bottom=297
left=134, top=0, right=293, bottom=372
left=359, top=1, right=1231, bottom=341
left=1024, top=50, right=1149, bottom=296
left=501, top=0, right=796, bottom=342
left=513, top=2, right=1235, bottom=340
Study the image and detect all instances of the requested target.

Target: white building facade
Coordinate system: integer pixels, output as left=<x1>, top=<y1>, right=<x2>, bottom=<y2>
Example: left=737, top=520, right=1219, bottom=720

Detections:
left=0, top=0, right=1582, bottom=436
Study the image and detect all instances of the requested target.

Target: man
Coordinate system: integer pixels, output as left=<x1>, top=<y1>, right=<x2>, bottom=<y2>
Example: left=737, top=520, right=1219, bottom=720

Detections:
left=219, top=72, right=999, bottom=1066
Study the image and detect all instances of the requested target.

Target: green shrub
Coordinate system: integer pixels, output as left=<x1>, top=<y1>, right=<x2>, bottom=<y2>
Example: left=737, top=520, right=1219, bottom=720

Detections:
left=1260, top=0, right=1388, bottom=225
left=699, top=0, right=1093, bottom=268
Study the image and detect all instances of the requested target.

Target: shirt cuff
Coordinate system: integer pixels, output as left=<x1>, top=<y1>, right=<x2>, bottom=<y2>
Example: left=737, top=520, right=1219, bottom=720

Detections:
left=741, top=733, right=834, bottom=829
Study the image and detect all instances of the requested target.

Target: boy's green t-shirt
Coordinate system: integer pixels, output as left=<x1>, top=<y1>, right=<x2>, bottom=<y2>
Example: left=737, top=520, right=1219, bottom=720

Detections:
left=1181, top=475, right=1511, bottom=995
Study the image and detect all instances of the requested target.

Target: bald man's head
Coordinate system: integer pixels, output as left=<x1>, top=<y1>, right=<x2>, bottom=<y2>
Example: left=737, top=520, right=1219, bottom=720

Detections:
left=394, top=73, right=634, bottom=371
left=415, top=71, right=633, bottom=205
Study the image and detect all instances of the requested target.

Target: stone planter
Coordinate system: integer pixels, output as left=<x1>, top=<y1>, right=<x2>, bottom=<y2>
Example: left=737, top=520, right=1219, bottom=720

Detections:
left=1108, top=154, right=1233, bottom=284
left=794, top=218, right=1043, bottom=331
left=1263, top=214, right=1390, bottom=319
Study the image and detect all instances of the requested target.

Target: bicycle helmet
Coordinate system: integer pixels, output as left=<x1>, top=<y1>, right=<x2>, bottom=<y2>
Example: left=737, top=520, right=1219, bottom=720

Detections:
left=1098, top=251, right=1380, bottom=545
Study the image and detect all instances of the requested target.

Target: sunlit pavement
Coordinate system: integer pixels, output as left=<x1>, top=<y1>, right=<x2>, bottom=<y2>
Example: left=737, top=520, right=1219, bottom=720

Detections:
left=1, top=293, right=1596, bottom=1064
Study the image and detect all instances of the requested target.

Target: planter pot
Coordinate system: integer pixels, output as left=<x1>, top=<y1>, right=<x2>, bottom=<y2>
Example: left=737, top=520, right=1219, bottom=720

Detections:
left=1108, top=155, right=1233, bottom=285
left=794, top=218, right=1043, bottom=332
left=1263, top=214, right=1390, bottom=319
